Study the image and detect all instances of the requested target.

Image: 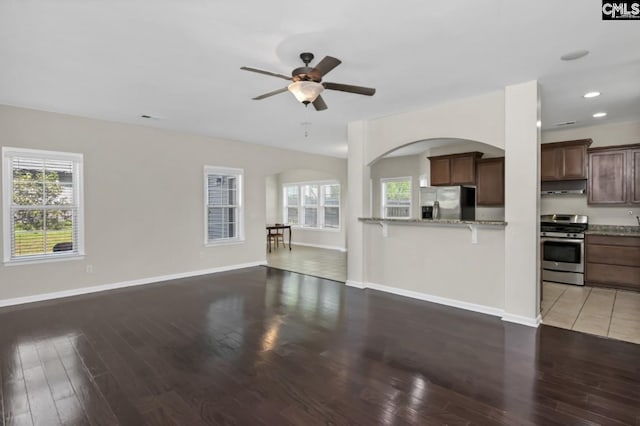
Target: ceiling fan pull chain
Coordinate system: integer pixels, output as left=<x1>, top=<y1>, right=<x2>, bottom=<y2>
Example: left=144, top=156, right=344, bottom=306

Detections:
left=304, top=108, right=310, bottom=138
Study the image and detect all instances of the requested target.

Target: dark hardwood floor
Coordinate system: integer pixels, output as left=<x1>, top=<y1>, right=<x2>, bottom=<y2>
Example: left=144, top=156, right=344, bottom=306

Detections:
left=1, top=267, right=639, bottom=425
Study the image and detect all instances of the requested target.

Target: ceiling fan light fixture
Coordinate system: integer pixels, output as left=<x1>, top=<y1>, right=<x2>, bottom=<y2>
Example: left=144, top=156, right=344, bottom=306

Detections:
left=288, top=81, right=324, bottom=104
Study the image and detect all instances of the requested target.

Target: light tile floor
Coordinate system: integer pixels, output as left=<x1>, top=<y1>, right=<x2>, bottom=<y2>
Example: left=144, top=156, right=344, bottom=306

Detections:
left=542, top=282, right=640, bottom=344
left=266, top=244, right=347, bottom=282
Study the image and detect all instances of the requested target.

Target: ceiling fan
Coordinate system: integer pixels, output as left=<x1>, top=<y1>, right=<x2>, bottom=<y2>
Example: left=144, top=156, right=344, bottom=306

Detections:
left=240, top=52, right=376, bottom=111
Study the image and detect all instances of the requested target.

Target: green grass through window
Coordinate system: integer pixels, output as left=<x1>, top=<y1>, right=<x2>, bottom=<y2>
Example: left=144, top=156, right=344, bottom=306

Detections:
left=14, top=229, right=73, bottom=256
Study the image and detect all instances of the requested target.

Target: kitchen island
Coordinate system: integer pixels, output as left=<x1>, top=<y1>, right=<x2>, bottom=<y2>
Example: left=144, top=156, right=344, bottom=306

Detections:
left=359, top=217, right=506, bottom=226
left=354, top=217, right=508, bottom=319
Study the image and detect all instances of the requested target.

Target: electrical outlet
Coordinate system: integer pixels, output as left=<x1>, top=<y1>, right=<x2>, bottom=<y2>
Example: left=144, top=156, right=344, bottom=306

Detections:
left=86, top=264, right=93, bottom=273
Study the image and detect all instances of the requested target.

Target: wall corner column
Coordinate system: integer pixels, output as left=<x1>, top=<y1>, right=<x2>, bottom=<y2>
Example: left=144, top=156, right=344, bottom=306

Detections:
left=346, top=120, right=370, bottom=288
left=503, top=80, right=541, bottom=326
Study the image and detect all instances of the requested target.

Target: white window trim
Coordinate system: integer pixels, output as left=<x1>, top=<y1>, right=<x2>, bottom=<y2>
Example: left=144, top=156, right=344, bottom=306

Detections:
left=381, top=176, right=412, bottom=219
left=2, top=146, right=85, bottom=264
left=204, top=166, right=245, bottom=246
left=283, top=180, right=341, bottom=231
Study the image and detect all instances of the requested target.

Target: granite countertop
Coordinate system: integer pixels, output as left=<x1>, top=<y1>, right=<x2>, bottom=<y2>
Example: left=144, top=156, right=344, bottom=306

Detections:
left=586, top=225, right=640, bottom=237
left=358, top=217, right=507, bottom=226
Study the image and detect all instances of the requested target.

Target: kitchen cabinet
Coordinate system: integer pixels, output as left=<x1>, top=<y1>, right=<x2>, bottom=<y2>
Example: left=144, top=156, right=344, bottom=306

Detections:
left=428, top=152, right=483, bottom=186
left=540, top=139, right=591, bottom=181
left=588, top=144, right=640, bottom=205
left=476, top=157, right=504, bottom=206
left=631, top=149, right=640, bottom=203
left=586, top=234, right=640, bottom=291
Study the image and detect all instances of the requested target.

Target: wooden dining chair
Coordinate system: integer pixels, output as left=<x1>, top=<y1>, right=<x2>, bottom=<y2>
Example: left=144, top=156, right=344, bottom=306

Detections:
left=267, top=224, right=285, bottom=249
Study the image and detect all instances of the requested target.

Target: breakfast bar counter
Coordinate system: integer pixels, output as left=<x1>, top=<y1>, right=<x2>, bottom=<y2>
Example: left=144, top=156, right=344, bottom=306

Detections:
left=358, top=217, right=507, bottom=226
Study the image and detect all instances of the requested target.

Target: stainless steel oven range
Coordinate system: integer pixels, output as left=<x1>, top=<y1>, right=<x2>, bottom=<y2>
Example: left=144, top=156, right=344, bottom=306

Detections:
left=540, top=214, right=588, bottom=286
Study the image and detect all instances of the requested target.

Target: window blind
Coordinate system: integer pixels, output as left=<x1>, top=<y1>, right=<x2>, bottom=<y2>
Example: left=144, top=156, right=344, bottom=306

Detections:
left=3, top=148, right=84, bottom=262
left=205, top=167, right=243, bottom=243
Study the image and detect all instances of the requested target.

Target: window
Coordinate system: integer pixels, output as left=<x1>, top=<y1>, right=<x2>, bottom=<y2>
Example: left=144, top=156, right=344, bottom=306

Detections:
left=381, top=177, right=412, bottom=218
left=283, top=182, right=340, bottom=230
left=2, top=147, right=84, bottom=263
left=284, top=186, right=299, bottom=226
left=322, top=184, right=340, bottom=229
left=205, top=166, right=243, bottom=244
left=302, top=184, right=319, bottom=227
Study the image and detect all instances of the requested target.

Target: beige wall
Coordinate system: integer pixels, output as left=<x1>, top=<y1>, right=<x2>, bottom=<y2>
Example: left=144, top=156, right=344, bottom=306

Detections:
left=503, top=81, right=541, bottom=323
left=265, top=175, right=279, bottom=224
left=0, top=105, right=346, bottom=302
left=365, top=91, right=505, bottom=165
left=542, top=120, right=640, bottom=147
left=541, top=120, right=640, bottom=225
left=365, top=224, right=505, bottom=310
left=429, top=140, right=505, bottom=158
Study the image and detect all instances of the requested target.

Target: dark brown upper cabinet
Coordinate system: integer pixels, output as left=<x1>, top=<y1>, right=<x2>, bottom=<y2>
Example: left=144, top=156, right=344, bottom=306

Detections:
left=540, top=139, right=592, bottom=181
left=588, top=144, right=640, bottom=205
left=476, top=157, right=505, bottom=206
left=428, top=152, right=483, bottom=186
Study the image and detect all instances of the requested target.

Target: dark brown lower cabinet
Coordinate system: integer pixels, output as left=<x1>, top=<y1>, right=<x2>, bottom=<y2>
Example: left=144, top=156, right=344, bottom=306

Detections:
left=586, top=234, right=640, bottom=291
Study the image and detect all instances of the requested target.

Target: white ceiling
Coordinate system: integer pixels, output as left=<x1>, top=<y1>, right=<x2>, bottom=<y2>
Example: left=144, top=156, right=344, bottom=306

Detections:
left=1, top=0, right=638, bottom=158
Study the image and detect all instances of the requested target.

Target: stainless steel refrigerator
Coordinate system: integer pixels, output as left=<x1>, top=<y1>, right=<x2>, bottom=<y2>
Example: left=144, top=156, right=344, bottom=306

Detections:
left=419, top=186, right=476, bottom=220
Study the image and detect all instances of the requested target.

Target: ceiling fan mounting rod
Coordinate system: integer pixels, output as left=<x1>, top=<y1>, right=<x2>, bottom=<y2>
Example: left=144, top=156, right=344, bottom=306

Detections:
left=300, top=52, right=314, bottom=66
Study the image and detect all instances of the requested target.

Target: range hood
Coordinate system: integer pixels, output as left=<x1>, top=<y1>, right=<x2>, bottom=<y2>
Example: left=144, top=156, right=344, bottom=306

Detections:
left=541, top=180, right=587, bottom=195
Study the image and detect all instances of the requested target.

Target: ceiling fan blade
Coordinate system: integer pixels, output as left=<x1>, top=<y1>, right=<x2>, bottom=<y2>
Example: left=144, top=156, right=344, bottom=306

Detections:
left=312, top=56, right=341, bottom=77
left=312, top=95, right=328, bottom=111
left=240, top=66, right=291, bottom=81
left=252, top=87, right=288, bottom=100
left=323, top=82, right=376, bottom=96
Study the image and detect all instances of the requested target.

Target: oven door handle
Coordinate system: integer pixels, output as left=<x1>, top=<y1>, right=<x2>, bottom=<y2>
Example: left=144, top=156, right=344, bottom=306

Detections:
left=541, top=237, right=584, bottom=244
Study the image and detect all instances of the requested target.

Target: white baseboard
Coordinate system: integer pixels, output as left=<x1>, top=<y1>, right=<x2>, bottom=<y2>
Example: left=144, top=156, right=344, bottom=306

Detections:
left=345, top=280, right=366, bottom=289
left=363, top=281, right=505, bottom=318
left=291, top=242, right=347, bottom=252
left=502, top=313, right=541, bottom=328
left=346, top=281, right=539, bottom=328
left=0, top=260, right=267, bottom=308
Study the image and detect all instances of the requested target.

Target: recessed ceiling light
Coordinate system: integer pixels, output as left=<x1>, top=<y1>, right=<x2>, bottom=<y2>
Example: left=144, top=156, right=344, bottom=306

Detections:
left=583, top=91, right=601, bottom=98
left=561, top=50, right=589, bottom=61
left=593, top=112, right=607, bottom=118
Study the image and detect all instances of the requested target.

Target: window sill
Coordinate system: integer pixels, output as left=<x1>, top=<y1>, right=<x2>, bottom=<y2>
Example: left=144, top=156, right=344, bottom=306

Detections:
left=4, top=254, right=86, bottom=267
left=291, top=226, right=341, bottom=232
left=205, top=239, right=245, bottom=247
